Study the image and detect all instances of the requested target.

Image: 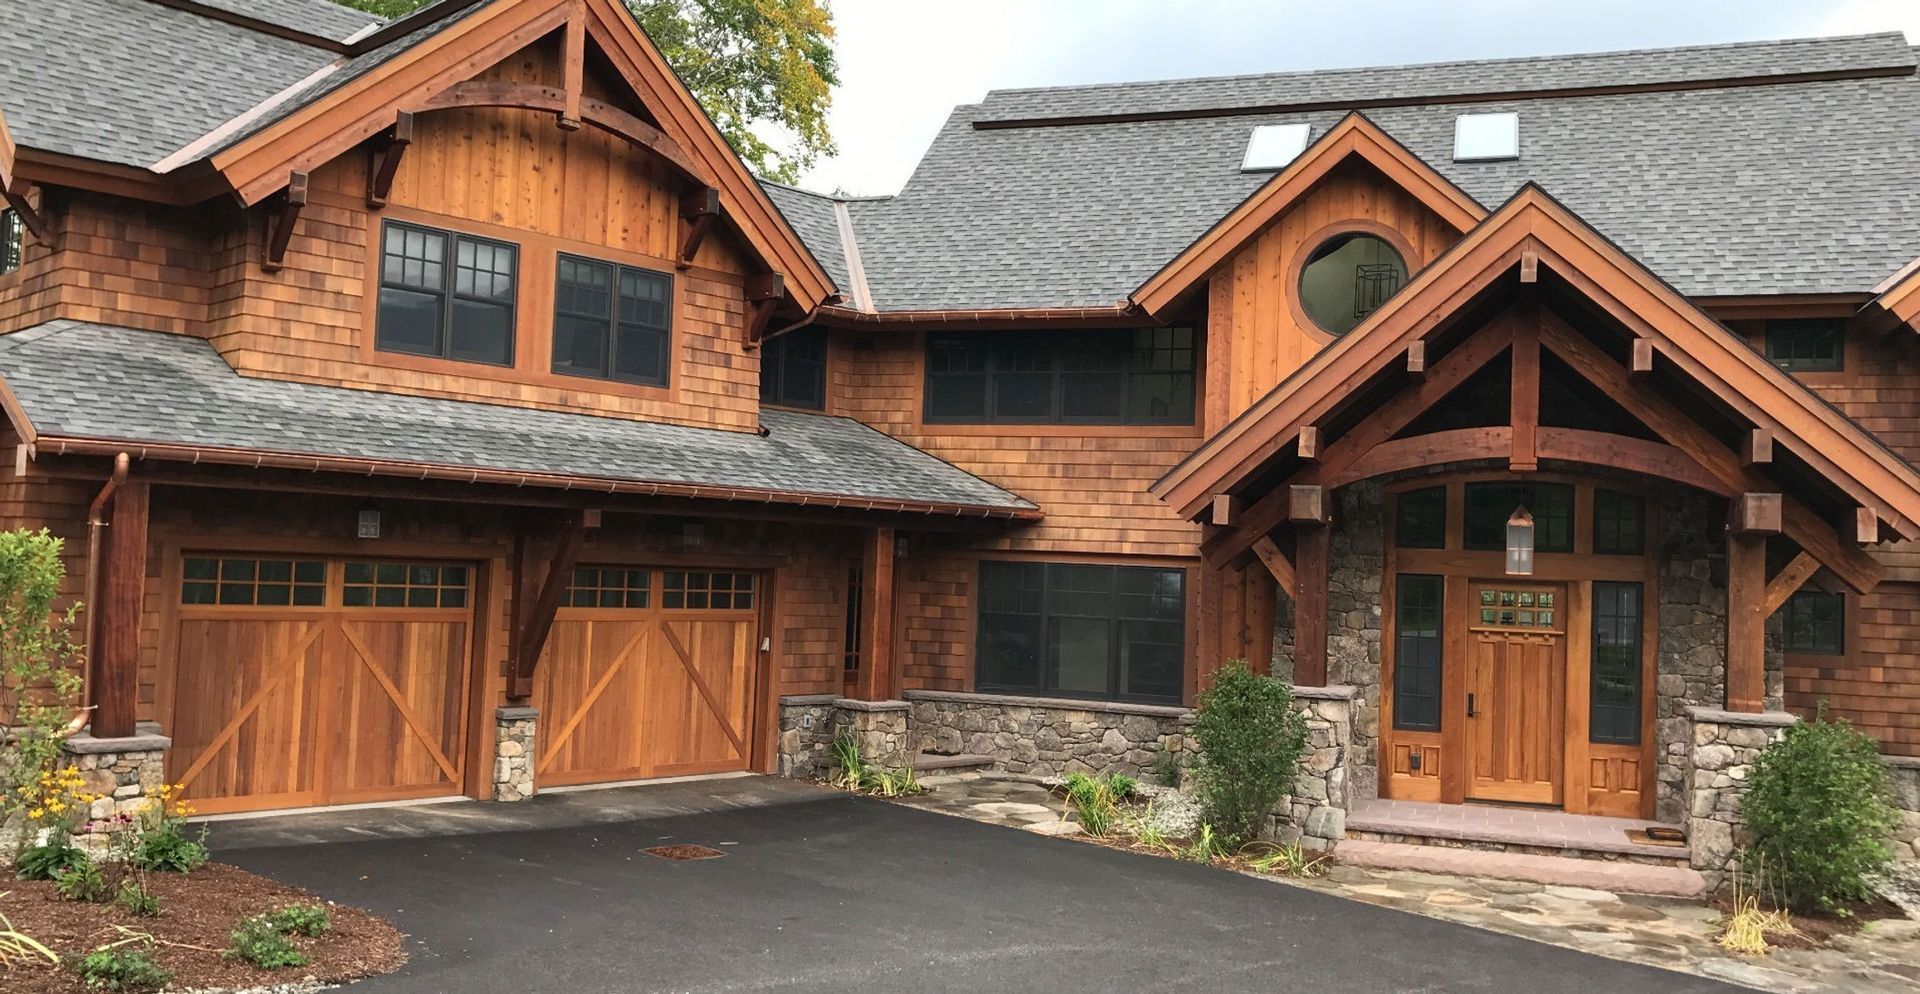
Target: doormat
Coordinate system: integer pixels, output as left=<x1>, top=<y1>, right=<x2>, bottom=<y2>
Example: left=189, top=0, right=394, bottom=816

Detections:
left=643, top=844, right=727, bottom=861
left=1625, top=827, right=1687, bottom=848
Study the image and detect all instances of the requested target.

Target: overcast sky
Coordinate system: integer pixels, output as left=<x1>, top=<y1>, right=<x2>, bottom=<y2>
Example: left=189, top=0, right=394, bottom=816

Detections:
left=795, top=0, right=1920, bottom=197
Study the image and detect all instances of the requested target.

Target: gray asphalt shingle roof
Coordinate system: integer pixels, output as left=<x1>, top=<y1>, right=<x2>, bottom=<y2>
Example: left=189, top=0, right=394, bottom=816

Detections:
left=0, top=322, right=1035, bottom=514
left=760, top=182, right=851, bottom=295
left=787, top=33, right=1920, bottom=310
left=192, top=0, right=383, bottom=42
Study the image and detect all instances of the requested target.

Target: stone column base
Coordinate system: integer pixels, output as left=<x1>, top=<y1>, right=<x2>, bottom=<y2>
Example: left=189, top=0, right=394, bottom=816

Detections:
left=62, top=722, right=171, bottom=853
left=493, top=706, right=537, bottom=802
left=1685, top=706, right=1797, bottom=890
left=777, top=695, right=840, bottom=778
left=832, top=699, right=911, bottom=769
left=1269, top=685, right=1357, bottom=852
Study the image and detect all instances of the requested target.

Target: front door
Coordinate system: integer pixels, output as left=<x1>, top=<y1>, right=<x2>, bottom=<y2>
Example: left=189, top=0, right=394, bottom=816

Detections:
left=1465, top=580, right=1566, bottom=805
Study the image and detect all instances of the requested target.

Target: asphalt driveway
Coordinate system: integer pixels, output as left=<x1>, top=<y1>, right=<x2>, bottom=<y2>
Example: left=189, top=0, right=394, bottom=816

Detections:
left=213, top=777, right=1743, bottom=994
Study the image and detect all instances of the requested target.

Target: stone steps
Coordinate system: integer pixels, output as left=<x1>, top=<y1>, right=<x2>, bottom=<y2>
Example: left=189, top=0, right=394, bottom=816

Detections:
left=1345, top=799, right=1692, bottom=868
left=911, top=752, right=999, bottom=775
left=1337, top=839, right=1706, bottom=897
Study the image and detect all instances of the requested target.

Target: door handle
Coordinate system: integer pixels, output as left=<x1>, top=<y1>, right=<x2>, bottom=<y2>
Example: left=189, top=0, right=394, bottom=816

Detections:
left=1467, top=692, right=1477, bottom=718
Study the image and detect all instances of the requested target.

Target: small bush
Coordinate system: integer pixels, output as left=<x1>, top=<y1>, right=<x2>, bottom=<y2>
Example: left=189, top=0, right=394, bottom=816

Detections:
left=265, top=903, right=331, bottom=937
left=70, top=942, right=171, bottom=992
left=1190, top=660, right=1308, bottom=844
left=115, top=880, right=161, bottom=918
left=226, top=914, right=309, bottom=969
left=1106, top=773, right=1139, bottom=800
left=133, top=822, right=209, bottom=874
left=827, top=736, right=923, bottom=796
left=53, top=857, right=109, bottom=903
left=1061, top=773, right=1120, bottom=836
left=15, top=840, right=89, bottom=881
left=1742, top=713, right=1900, bottom=912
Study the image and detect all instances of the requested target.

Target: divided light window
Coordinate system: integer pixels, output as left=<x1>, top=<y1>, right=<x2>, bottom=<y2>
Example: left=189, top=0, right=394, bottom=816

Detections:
left=760, top=325, right=827, bottom=409
left=1765, top=318, right=1844, bottom=373
left=1592, top=489, right=1646, bottom=556
left=1590, top=581, right=1643, bottom=745
left=1393, top=574, right=1443, bottom=731
left=552, top=255, right=673, bottom=387
left=1394, top=486, right=1447, bottom=549
left=977, top=561, right=1185, bottom=704
left=1463, top=482, right=1573, bottom=553
left=376, top=221, right=517, bottom=366
left=925, top=329, right=1196, bottom=425
left=0, top=208, right=21, bottom=275
left=1782, top=589, right=1845, bottom=655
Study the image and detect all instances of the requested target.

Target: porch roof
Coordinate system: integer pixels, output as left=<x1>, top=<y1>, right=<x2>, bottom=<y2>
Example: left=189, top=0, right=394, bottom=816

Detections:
left=0, top=321, right=1039, bottom=520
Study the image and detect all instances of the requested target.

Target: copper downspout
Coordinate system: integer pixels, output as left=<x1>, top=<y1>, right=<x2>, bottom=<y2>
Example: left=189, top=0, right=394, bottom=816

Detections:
left=80, top=453, right=130, bottom=720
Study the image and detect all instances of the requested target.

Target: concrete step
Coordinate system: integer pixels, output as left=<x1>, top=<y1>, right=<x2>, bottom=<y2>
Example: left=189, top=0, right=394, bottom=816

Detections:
left=911, top=752, right=998, bottom=774
left=1338, top=839, right=1706, bottom=897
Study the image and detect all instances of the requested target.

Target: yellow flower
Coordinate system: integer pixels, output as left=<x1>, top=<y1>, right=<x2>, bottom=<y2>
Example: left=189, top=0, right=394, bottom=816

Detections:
left=27, top=807, right=43, bottom=819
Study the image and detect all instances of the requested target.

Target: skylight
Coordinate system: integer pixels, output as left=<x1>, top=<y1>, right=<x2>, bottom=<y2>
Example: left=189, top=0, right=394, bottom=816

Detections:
left=1454, top=112, right=1519, bottom=161
left=1241, top=123, right=1312, bottom=172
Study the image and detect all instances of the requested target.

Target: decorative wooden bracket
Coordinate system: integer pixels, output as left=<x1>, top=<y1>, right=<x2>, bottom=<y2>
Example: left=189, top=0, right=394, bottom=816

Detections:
left=1405, top=340, right=1426, bottom=377
left=744, top=272, right=785, bottom=347
left=1287, top=484, right=1329, bottom=525
left=1853, top=506, right=1879, bottom=545
left=1762, top=550, right=1820, bottom=616
left=1629, top=337, right=1654, bottom=376
left=365, top=112, right=414, bottom=208
left=1211, top=494, right=1241, bottom=526
left=1743, top=429, right=1773, bottom=467
left=1297, top=426, right=1320, bottom=461
left=1250, top=534, right=1295, bottom=592
left=508, top=508, right=600, bottom=699
left=262, top=171, right=308, bottom=272
left=2, top=180, right=55, bottom=248
left=678, top=186, right=720, bottom=269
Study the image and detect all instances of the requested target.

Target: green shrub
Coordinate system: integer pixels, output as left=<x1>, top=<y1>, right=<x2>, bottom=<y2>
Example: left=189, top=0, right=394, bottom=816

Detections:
left=1148, top=747, right=1181, bottom=787
left=1107, top=773, right=1139, bottom=800
left=0, top=529, right=86, bottom=848
left=1742, top=713, right=1900, bottom=912
left=1061, top=773, right=1120, bottom=836
left=53, top=857, right=109, bottom=903
left=115, top=880, right=161, bottom=917
left=133, top=822, right=209, bottom=874
left=226, top=914, right=309, bottom=969
left=1190, top=660, right=1308, bottom=844
left=70, top=942, right=171, bottom=992
left=265, top=903, right=331, bottom=937
left=15, top=840, right=89, bottom=881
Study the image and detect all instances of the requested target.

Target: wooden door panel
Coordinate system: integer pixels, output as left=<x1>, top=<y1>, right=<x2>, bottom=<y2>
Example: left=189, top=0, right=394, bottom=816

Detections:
left=169, top=618, right=325, bottom=813
left=329, top=618, right=468, bottom=802
left=1466, top=581, right=1566, bottom=805
left=647, top=619, right=752, bottom=776
left=535, top=617, right=653, bottom=785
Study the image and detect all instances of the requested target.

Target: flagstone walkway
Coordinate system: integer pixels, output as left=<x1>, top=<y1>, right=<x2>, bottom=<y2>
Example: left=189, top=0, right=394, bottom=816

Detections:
left=900, top=772, right=1920, bottom=994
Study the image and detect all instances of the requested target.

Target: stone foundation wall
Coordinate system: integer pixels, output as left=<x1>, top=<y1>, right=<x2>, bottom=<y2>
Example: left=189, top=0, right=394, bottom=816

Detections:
left=1656, top=488, right=1726, bottom=825
left=777, top=694, right=840, bottom=779
left=1684, top=707, right=1797, bottom=890
left=1266, top=686, right=1356, bottom=851
left=1885, top=756, right=1920, bottom=861
left=492, top=707, right=537, bottom=802
left=64, top=724, right=171, bottom=852
left=831, top=699, right=911, bottom=768
left=905, top=690, right=1193, bottom=779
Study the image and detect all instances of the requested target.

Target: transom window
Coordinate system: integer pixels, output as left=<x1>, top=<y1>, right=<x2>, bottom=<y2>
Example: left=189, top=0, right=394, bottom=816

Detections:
left=343, top=561, right=469, bottom=609
left=1592, top=489, right=1646, bottom=556
left=375, top=221, right=517, bottom=366
left=1298, top=232, right=1407, bottom=337
left=663, top=571, right=756, bottom=610
left=1394, top=486, right=1447, bottom=549
left=1782, top=589, right=1845, bottom=655
left=566, top=567, right=650, bottom=609
left=976, top=561, right=1185, bottom=704
left=760, top=325, right=827, bottom=410
left=1765, top=318, right=1843, bottom=373
left=181, top=557, right=326, bottom=606
left=552, top=255, right=673, bottom=387
left=925, top=329, right=1196, bottom=425
left=1463, top=482, right=1574, bottom=554
left=0, top=208, right=21, bottom=275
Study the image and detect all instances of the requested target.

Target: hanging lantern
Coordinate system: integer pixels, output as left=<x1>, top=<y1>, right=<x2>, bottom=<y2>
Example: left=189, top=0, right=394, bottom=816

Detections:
left=1505, top=505, right=1535, bottom=576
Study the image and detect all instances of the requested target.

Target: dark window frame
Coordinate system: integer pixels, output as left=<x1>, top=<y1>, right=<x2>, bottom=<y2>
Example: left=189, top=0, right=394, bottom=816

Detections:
left=1394, top=486, right=1448, bottom=550
left=760, top=324, right=828, bottom=410
left=1765, top=318, right=1844, bottom=373
left=1589, top=580, right=1644, bottom=745
left=975, top=561, right=1187, bottom=704
left=924, top=328, right=1197, bottom=426
left=0, top=208, right=21, bottom=275
left=1591, top=489, right=1646, bottom=556
left=375, top=219, right=519, bottom=367
left=1463, top=481, right=1575, bottom=554
left=551, top=252, right=674, bottom=388
left=1392, top=573, right=1444, bottom=731
left=1782, top=589, right=1846, bottom=656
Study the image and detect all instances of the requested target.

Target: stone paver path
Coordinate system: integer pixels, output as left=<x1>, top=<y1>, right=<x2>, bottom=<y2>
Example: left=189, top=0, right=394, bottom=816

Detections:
left=903, top=773, right=1920, bottom=994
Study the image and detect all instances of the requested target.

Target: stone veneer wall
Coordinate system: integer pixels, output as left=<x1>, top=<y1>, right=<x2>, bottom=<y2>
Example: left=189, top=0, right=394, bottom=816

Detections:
left=1884, top=756, right=1920, bottom=862
left=777, top=694, right=840, bottom=779
left=1266, top=686, right=1357, bottom=851
left=492, top=707, right=537, bottom=802
left=60, top=723, right=171, bottom=853
left=905, top=690, right=1194, bottom=779
left=831, top=699, right=911, bottom=767
left=1684, top=706, right=1797, bottom=890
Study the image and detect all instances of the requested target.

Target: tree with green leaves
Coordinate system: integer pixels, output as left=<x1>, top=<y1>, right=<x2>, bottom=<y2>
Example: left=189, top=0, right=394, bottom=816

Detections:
left=331, top=0, right=836, bottom=182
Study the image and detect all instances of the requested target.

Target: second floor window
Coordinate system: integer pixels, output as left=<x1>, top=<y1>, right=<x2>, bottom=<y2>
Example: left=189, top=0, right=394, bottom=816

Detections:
left=552, top=255, right=672, bottom=387
left=924, top=328, right=1196, bottom=425
left=760, top=325, right=827, bottom=409
left=0, top=208, right=22, bottom=275
left=1765, top=318, right=1843, bottom=373
left=376, top=221, right=516, bottom=366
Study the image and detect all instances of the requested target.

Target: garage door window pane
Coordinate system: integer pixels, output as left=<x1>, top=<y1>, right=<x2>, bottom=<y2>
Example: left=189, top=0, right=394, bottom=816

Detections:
left=568, top=566, right=650, bottom=609
left=183, top=557, right=326, bottom=606
left=345, top=561, right=470, bottom=609
left=663, top=571, right=756, bottom=610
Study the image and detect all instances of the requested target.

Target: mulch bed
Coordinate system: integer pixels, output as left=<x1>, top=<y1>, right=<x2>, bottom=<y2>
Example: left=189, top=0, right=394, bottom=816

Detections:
left=0, top=862, right=406, bottom=994
left=1710, top=892, right=1906, bottom=950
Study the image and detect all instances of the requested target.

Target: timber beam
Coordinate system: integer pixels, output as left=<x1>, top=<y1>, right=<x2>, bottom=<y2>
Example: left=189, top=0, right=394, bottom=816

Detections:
left=364, top=112, right=414, bottom=208
left=93, top=481, right=149, bottom=738
left=678, top=186, right=720, bottom=269
left=1726, top=528, right=1766, bottom=712
left=1293, top=521, right=1331, bottom=686
left=744, top=272, right=785, bottom=346
left=508, top=508, right=600, bottom=699
left=262, top=171, right=308, bottom=272
left=1762, top=550, right=1820, bottom=616
left=1250, top=535, right=1295, bottom=592
left=2, top=180, right=53, bottom=246
left=849, top=526, right=898, bottom=701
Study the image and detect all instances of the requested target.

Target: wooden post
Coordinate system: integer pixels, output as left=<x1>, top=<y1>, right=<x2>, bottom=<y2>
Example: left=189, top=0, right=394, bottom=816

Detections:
left=852, top=526, right=896, bottom=701
left=1293, top=522, right=1330, bottom=687
left=1726, top=528, right=1767, bottom=713
left=94, top=482, right=148, bottom=738
left=1510, top=306, right=1540, bottom=472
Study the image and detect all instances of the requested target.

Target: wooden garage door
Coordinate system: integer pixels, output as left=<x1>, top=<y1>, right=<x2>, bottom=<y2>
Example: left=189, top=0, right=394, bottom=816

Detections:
left=168, top=556, right=473, bottom=814
left=535, top=567, right=759, bottom=786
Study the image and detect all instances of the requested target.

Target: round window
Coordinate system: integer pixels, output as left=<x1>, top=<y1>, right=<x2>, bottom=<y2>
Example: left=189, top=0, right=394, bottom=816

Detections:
left=1297, top=232, right=1408, bottom=337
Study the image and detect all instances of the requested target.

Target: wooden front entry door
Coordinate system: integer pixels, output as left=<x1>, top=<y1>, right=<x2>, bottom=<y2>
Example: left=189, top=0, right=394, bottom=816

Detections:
left=1465, top=581, right=1566, bottom=805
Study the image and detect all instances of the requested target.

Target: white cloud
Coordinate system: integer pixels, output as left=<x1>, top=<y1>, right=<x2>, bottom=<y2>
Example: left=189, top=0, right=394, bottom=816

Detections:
left=800, top=0, right=1911, bottom=197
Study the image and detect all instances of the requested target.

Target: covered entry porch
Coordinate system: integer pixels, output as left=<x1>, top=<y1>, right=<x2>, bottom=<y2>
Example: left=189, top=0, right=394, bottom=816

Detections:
left=1153, top=187, right=1920, bottom=845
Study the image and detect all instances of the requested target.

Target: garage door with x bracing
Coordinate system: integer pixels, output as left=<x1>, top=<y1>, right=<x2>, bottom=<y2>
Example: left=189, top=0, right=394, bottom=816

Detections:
left=168, top=555, right=473, bottom=814
left=534, top=567, right=760, bottom=787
